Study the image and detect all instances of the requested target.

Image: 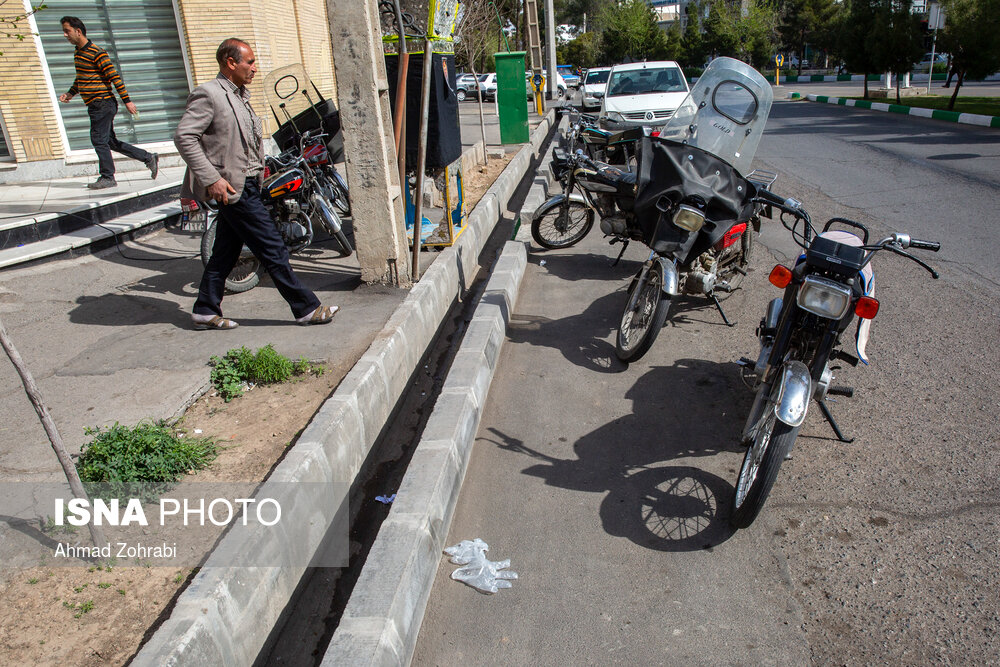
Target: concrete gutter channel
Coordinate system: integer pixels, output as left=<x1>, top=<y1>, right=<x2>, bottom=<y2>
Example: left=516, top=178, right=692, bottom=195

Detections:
left=132, top=111, right=557, bottom=665
left=321, top=114, right=568, bottom=667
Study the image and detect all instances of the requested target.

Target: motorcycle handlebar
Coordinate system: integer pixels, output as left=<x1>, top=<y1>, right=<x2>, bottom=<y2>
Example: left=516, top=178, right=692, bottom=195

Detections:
left=909, top=238, right=941, bottom=252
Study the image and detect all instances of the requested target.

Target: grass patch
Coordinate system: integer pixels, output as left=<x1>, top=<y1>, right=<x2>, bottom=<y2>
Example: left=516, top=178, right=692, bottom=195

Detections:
left=76, top=420, right=218, bottom=497
left=849, top=95, right=1000, bottom=117
left=209, top=344, right=325, bottom=401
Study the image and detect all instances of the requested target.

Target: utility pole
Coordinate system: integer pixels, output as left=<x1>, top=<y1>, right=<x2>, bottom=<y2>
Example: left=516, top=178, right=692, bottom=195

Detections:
left=545, top=0, right=557, bottom=100
left=327, top=0, right=412, bottom=286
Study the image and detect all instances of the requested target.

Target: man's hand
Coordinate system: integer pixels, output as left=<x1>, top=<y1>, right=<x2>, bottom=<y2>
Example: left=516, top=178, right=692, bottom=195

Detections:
left=59, top=93, right=72, bottom=103
left=207, top=178, right=237, bottom=205
left=125, top=101, right=138, bottom=115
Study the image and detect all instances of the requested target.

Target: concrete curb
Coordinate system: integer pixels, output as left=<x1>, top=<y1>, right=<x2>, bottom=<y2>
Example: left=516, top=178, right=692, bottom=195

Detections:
left=320, top=240, right=527, bottom=666
left=778, top=72, right=1000, bottom=84
left=131, top=114, right=556, bottom=666
left=801, top=93, right=1000, bottom=128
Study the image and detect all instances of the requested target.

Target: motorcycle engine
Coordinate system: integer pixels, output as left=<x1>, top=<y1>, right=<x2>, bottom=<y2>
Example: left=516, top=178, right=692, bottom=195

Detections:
left=684, top=255, right=717, bottom=295
left=279, top=220, right=309, bottom=243
left=599, top=215, right=628, bottom=236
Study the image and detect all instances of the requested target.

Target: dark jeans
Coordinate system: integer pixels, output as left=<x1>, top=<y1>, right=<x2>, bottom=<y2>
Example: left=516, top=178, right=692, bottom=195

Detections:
left=194, top=179, right=320, bottom=319
left=88, top=98, right=151, bottom=180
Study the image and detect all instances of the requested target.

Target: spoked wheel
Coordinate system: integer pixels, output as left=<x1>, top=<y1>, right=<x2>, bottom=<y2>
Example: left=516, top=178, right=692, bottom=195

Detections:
left=200, top=215, right=262, bottom=293
left=717, top=225, right=755, bottom=297
left=730, top=389, right=799, bottom=529
left=531, top=199, right=594, bottom=249
left=615, top=266, right=672, bottom=363
left=326, top=167, right=351, bottom=217
left=314, top=195, right=353, bottom=258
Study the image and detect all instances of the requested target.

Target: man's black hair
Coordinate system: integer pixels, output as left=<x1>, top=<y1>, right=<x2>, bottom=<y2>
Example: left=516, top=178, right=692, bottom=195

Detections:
left=60, top=16, right=87, bottom=35
left=216, top=38, right=250, bottom=67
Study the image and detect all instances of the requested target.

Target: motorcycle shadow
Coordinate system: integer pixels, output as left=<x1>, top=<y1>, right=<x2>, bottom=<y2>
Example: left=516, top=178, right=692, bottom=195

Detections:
left=527, top=249, right=642, bottom=283
left=489, top=358, right=751, bottom=550
left=506, top=291, right=630, bottom=374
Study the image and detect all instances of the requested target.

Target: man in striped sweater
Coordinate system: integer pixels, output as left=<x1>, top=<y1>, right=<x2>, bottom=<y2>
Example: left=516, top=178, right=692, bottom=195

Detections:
left=58, top=16, right=158, bottom=190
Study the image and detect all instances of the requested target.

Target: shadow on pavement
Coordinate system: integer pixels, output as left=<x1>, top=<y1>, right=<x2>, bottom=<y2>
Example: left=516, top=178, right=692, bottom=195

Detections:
left=485, top=358, right=754, bottom=551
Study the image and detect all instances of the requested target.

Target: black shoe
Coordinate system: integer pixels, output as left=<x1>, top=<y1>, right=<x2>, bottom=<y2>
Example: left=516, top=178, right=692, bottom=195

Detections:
left=147, top=153, right=159, bottom=180
left=88, top=177, right=117, bottom=190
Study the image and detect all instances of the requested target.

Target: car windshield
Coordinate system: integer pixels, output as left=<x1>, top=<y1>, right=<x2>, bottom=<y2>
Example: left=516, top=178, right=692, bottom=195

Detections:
left=585, top=70, right=610, bottom=85
left=607, top=67, right=686, bottom=96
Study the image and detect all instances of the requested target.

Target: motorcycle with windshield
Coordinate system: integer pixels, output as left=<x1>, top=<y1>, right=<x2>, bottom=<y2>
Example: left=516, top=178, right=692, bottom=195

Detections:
left=729, top=194, right=941, bottom=528
left=612, top=58, right=776, bottom=362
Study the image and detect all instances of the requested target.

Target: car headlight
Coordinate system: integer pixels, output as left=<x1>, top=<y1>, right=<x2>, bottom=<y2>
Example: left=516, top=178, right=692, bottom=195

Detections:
left=796, top=276, right=853, bottom=319
left=605, top=111, right=623, bottom=122
left=672, top=204, right=705, bottom=232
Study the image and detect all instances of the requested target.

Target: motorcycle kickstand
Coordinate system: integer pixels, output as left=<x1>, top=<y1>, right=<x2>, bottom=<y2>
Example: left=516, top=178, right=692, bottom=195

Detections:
left=610, top=239, right=629, bottom=267
left=818, top=399, right=854, bottom=443
left=710, top=294, right=736, bottom=327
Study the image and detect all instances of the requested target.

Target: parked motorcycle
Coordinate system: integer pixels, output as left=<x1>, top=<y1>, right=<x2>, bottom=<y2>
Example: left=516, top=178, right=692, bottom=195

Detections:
left=729, top=192, right=941, bottom=528
left=613, top=58, right=775, bottom=362
left=184, top=129, right=353, bottom=293
left=299, top=130, right=352, bottom=218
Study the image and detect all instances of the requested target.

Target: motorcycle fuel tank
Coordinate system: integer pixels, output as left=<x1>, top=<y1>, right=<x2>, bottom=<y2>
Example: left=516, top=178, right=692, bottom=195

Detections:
left=263, top=169, right=306, bottom=201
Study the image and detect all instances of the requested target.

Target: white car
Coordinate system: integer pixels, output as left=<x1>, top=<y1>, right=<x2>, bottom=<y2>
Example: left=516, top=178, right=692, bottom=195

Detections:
left=599, top=61, right=689, bottom=129
left=581, top=66, right=611, bottom=110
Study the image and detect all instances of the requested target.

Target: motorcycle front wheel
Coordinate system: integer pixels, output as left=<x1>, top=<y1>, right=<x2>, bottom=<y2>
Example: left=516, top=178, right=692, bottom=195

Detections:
left=200, top=215, right=262, bottom=293
left=326, top=167, right=351, bottom=218
left=314, top=194, right=353, bottom=258
left=531, top=199, right=594, bottom=249
left=615, top=267, right=671, bottom=362
left=730, top=390, right=799, bottom=529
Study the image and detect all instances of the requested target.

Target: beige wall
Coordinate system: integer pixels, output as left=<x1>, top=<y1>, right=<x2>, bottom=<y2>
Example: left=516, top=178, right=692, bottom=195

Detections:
left=0, top=0, right=339, bottom=165
left=175, top=0, right=338, bottom=136
left=0, top=25, right=66, bottom=162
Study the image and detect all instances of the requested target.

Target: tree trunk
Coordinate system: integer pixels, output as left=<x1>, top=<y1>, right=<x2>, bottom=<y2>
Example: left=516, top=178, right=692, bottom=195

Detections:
left=470, top=66, right=489, bottom=167
left=0, top=317, right=108, bottom=550
left=948, top=70, right=964, bottom=110
left=864, top=74, right=869, bottom=100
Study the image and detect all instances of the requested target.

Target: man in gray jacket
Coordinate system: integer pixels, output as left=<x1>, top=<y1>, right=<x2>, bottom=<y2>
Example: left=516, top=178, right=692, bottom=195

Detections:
left=174, top=37, right=337, bottom=330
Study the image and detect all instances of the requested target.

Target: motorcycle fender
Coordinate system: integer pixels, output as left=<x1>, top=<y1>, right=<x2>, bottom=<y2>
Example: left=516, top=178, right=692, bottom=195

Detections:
left=656, top=257, right=680, bottom=296
left=536, top=193, right=590, bottom=220
left=773, top=360, right=811, bottom=427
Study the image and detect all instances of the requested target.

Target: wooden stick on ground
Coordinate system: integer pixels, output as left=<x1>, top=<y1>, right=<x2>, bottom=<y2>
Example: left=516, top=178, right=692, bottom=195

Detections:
left=0, top=316, right=108, bottom=549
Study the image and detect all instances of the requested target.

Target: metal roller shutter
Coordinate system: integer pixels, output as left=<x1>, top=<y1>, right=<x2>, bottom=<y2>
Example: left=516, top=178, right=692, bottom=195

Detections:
left=37, top=0, right=189, bottom=150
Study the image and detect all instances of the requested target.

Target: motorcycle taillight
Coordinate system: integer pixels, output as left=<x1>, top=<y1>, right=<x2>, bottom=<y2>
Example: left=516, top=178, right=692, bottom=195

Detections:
left=715, top=223, right=747, bottom=250
left=180, top=198, right=199, bottom=213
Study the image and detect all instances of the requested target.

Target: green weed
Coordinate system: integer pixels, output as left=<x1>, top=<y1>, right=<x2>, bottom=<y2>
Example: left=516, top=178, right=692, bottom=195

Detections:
left=97, top=582, right=112, bottom=589
left=27, top=578, right=38, bottom=584
left=74, top=600, right=95, bottom=618
left=209, top=345, right=323, bottom=401
left=76, top=421, right=217, bottom=498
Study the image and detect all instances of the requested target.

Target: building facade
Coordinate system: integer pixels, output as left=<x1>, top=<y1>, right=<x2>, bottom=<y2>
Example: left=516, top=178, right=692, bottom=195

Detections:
left=0, top=0, right=338, bottom=183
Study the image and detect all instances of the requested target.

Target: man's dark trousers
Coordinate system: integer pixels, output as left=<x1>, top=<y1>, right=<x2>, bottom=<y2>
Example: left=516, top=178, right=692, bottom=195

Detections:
left=194, top=179, right=320, bottom=319
left=88, top=98, right=151, bottom=179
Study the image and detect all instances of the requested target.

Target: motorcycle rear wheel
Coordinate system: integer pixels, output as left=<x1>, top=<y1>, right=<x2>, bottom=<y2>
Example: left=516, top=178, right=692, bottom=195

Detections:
left=730, top=394, right=799, bottom=529
left=531, top=199, right=594, bottom=249
left=200, top=215, right=262, bottom=293
left=615, top=267, right=671, bottom=362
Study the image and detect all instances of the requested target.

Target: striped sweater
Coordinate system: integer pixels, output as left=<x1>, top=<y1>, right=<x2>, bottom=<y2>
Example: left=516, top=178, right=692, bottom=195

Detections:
left=67, top=40, right=131, bottom=105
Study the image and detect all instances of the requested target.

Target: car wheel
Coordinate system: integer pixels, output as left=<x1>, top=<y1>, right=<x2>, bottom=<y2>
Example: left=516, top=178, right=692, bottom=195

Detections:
left=457, top=89, right=466, bottom=102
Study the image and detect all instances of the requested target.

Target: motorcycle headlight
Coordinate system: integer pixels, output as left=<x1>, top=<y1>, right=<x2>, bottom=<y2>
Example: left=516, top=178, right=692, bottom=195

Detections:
left=796, top=276, right=853, bottom=319
left=672, top=204, right=705, bottom=232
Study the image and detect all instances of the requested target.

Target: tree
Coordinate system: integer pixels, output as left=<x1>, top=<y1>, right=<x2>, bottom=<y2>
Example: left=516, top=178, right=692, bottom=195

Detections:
left=778, top=0, right=837, bottom=74
left=663, top=20, right=684, bottom=62
left=455, top=0, right=499, bottom=166
left=598, top=0, right=667, bottom=63
left=560, top=30, right=602, bottom=69
left=869, top=0, right=924, bottom=103
left=838, top=0, right=880, bottom=98
left=1, top=0, right=45, bottom=57
left=681, top=1, right=710, bottom=67
left=938, top=0, right=1000, bottom=109
left=704, top=0, right=778, bottom=68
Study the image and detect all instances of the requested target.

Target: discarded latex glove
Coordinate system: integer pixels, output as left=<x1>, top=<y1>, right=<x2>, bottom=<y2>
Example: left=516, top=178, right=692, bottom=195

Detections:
left=375, top=494, right=396, bottom=504
left=444, top=539, right=517, bottom=594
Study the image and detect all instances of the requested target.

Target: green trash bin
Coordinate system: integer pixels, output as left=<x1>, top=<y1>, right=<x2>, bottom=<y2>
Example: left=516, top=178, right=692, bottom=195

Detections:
left=495, top=51, right=529, bottom=144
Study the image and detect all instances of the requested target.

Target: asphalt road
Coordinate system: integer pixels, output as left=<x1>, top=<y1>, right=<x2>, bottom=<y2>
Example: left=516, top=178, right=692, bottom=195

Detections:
left=413, top=96, right=1000, bottom=663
